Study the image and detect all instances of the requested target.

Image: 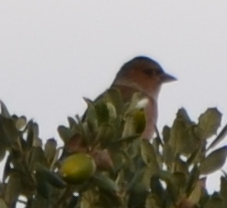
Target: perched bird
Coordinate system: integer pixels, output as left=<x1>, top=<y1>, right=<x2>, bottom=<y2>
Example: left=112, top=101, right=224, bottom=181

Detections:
left=81, top=56, right=176, bottom=142
left=107, top=56, right=176, bottom=140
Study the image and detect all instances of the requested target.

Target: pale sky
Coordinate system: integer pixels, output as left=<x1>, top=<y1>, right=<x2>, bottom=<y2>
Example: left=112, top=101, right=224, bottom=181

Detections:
left=0, top=0, right=227, bottom=194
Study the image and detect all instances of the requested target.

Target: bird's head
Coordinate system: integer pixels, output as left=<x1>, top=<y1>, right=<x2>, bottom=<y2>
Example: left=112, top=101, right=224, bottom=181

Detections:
left=113, top=56, right=176, bottom=99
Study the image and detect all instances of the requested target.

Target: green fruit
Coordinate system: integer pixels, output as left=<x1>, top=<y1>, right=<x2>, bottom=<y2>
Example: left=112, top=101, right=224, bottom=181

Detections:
left=133, top=109, right=146, bottom=134
left=60, top=153, right=96, bottom=184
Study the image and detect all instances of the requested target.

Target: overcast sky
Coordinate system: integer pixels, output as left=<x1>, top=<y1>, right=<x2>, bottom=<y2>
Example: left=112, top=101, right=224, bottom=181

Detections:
left=0, top=1, right=227, bottom=193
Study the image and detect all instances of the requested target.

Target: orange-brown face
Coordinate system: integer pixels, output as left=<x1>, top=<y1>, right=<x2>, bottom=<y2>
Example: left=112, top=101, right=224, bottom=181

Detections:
left=114, top=56, right=176, bottom=94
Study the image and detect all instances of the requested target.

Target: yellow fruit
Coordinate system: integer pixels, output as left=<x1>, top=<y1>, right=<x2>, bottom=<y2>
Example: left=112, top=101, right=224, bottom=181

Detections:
left=60, top=153, right=96, bottom=184
left=133, top=109, right=146, bottom=134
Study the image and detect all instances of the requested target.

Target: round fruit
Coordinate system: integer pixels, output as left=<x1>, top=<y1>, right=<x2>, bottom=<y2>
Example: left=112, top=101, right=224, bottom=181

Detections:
left=60, top=153, right=96, bottom=184
left=133, top=109, right=146, bottom=134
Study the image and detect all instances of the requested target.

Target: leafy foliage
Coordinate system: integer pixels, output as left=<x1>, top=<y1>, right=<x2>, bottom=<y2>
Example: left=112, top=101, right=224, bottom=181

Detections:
left=0, top=91, right=227, bottom=208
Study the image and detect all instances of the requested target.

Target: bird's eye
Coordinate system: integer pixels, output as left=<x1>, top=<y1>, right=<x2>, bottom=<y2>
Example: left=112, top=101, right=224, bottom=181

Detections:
left=143, top=68, right=154, bottom=76
left=143, top=68, right=163, bottom=77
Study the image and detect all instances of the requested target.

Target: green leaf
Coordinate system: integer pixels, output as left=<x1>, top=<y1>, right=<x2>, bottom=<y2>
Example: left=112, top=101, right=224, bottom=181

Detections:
left=204, top=193, right=225, bottom=208
left=145, top=193, right=161, bottom=208
left=95, top=124, right=115, bottom=146
left=36, top=170, right=52, bottom=198
left=177, top=108, right=191, bottom=118
left=150, top=176, right=165, bottom=202
left=0, top=120, right=10, bottom=148
left=0, top=198, right=7, bottom=208
left=158, top=170, right=178, bottom=203
left=15, top=116, right=27, bottom=130
left=92, top=173, right=119, bottom=193
left=127, top=168, right=145, bottom=191
left=140, top=140, right=159, bottom=171
left=3, top=156, right=11, bottom=182
left=220, top=176, right=227, bottom=206
left=200, top=146, right=227, bottom=175
left=186, top=147, right=202, bottom=166
left=25, top=120, right=35, bottom=149
left=67, top=116, right=77, bottom=129
left=104, top=88, right=124, bottom=116
left=175, top=157, right=188, bottom=174
left=125, top=92, right=145, bottom=113
left=25, top=121, right=40, bottom=148
left=83, top=98, right=98, bottom=128
left=0, top=116, right=19, bottom=144
left=122, top=116, right=135, bottom=138
left=113, top=135, right=139, bottom=144
left=185, top=165, right=200, bottom=195
left=44, top=138, right=57, bottom=163
left=32, top=137, right=42, bottom=148
left=0, top=101, right=10, bottom=118
left=128, top=183, right=149, bottom=208
left=142, top=166, right=159, bottom=189
left=58, top=125, right=73, bottom=143
left=187, top=181, right=202, bottom=204
left=0, top=144, right=6, bottom=162
left=207, top=124, right=227, bottom=151
left=5, top=172, right=21, bottom=205
left=106, top=102, right=117, bottom=120
left=95, top=101, right=110, bottom=124
left=172, top=172, right=187, bottom=189
left=27, top=147, right=47, bottom=171
left=162, top=125, right=171, bottom=143
left=95, top=189, right=121, bottom=208
left=196, top=108, right=222, bottom=139
left=28, top=194, right=50, bottom=208
left=162, top=143, right=174, bottom=168
left=169, top=108, right=197, bottom=156
left=32, top=122, right=39, bottom=139
left=36, top=165, right=66, bottom=188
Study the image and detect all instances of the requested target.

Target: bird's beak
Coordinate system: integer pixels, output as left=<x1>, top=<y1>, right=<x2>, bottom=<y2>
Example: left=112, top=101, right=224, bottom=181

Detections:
left=161, top=73, right=177, bottom=83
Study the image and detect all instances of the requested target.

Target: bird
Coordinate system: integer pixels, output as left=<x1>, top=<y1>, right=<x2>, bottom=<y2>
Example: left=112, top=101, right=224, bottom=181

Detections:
left=106, top=56, right=176, bottom=140
left=81, top=56, right=175, bottom=141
